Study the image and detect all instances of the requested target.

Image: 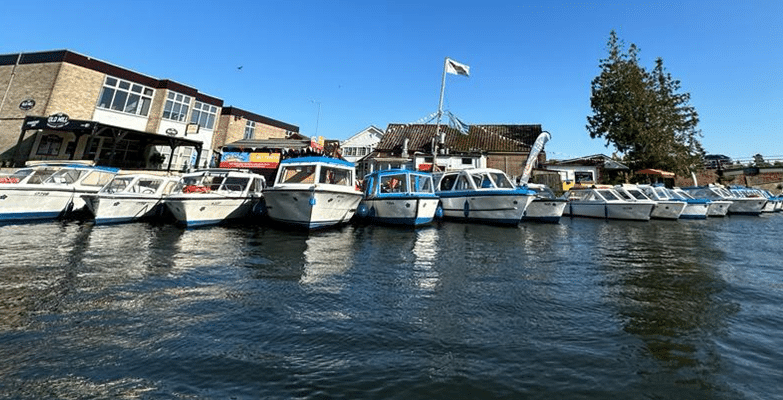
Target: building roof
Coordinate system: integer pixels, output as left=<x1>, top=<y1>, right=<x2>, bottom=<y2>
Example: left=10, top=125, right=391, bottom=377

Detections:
left=377, top=124, right=541, bottom=155
left=547, top=154, right=629, bottom=170
left=220, top=106, right=299, bottom=133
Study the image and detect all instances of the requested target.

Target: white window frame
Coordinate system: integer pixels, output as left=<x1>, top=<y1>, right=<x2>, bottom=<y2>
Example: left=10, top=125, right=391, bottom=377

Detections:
left=191, top=101, right=218, bottom=130
left=162, top=92, right=192, bottom=122
left=97, top=76, right=154, bottom=116
left=244, top=120, right=255, bottom=140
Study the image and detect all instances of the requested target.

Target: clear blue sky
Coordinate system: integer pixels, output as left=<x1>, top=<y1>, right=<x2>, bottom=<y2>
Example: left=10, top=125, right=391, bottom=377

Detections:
left=1, top=0, right=780, bottom=161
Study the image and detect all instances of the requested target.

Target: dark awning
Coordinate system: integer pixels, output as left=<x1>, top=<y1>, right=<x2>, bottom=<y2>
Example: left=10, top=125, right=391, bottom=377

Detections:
left=15, top=115, right=203, bottom=169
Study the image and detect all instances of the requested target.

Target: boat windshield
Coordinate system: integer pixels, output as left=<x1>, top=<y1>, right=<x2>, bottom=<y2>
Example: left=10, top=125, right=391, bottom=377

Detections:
left=671, top=189, right=693, bottom=200
left=627, top=189, right=649, bottom=200
left=45, top=168, right=114, bottom=187
left=380, top=174, right=407, bottom=193
left=596, top=190, right=620, bottom=201
left=278, top=165, right=316, bottom=184
left=410, top=174, right=433, bottom=193
left=0, top=168, right=34, bottom=184
left=219, top=177, right=249, bottom=192
left=438, top=173, right=458, bottom=191
left=101, top=176, right=134, bottom=193
left=615, top=190, right=634, bottom=200
left=319, top=166, right=352, bottom=186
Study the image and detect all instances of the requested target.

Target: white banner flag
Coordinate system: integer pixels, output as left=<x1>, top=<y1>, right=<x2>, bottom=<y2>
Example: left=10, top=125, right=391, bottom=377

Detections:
left=445, top=58, right=470, bottom=76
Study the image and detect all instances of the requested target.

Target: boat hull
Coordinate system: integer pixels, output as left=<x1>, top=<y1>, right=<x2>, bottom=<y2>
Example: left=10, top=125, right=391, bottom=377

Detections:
left=679, top=202, right=709, bottom=219
left=165, top=195, right=260, bottom=227
left=359, top=196, right=440, bottom=226
left=728, top=198, right=766, bottom=216
left=85, top=195, right=166, bottom=225
left=265, top=188, right=362, bottom=229
left=438, top=192, right=534, bottom=225
left=0, top=186, right=88, bottom=221
left=566, top=201, right=653, bottom=221
left=522, top=199, right=566, bottom=223
left=650, top=200, right=686, bottom=220
left=707, top=201, right=731, bottom=216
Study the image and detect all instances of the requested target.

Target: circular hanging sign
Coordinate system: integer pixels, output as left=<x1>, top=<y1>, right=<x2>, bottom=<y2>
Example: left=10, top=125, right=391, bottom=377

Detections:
left=46, top=113, right=70, bottom=128
left=166, top=128, right=178, bottom=136
left=19, top=99, right=36, bottom=111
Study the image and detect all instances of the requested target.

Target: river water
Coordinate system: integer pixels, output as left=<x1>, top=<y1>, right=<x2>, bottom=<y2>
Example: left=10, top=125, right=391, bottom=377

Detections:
left=0, top=214, right=781, bottom=399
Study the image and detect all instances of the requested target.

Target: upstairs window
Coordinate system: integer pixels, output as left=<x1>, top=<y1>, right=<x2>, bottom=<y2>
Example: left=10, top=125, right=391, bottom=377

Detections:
left=244, top=120, right=255, bottom=139
left=191, top=101, right=218, bottom=130
left=162, top=92, right=192, bottom=122
left=97, top=77, right=154, bottom=116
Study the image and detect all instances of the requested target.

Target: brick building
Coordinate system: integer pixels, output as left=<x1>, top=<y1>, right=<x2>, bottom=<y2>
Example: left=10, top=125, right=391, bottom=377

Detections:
left=0, top=50, right=298, bottom=170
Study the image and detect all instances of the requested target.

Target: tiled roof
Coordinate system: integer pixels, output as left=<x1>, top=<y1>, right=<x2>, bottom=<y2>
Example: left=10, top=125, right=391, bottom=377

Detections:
left=377, top=124, right=541, bottom=154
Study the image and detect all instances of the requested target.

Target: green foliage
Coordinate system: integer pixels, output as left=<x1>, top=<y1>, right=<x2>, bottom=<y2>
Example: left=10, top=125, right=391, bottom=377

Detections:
left=587, top=31, right=705, bottom=176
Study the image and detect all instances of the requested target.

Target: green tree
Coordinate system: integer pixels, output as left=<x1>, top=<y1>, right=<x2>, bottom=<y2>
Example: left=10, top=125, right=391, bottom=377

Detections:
left=587, top=31, right=704, bottom=176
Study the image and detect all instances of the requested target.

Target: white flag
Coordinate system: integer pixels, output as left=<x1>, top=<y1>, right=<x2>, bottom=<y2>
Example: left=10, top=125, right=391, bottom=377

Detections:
left=445, top=58, right=470, bottom=76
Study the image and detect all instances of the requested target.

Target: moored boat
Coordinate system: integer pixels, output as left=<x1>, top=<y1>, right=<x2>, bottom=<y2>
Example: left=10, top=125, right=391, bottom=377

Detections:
left=355, top=169, right=440, bottom=226
left=520, top=183, right=567, bottom=223
left=264, top=156, right=363, bottom=229
left=639, top=184, right=709, bottom=219
left=614, top=184, right=685, bottom=220
left=562, top=185, right=653, bottom=221
left=164, top=169, right=265, bottom=227
left=0, top=162, right=118, bottom=222
left=83, top=172, right=180, bottom=224
left=434, top=168, right=535, bottom=225
left=681, top=184, right=765, bottom=216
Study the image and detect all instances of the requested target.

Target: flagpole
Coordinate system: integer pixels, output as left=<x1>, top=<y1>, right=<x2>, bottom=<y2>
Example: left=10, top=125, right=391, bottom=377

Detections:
left=435, top=57, right=448, bottom=138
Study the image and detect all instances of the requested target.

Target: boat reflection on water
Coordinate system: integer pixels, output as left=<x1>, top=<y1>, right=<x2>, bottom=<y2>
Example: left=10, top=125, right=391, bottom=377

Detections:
left=301, top=228, right=358, bottom=289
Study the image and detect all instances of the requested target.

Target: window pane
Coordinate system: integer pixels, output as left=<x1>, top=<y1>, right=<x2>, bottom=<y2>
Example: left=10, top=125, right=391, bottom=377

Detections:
left=125, top=93, right=140, bottom=113
left=180, top=105, right=189, bottom=121
left=105, top=77, right=117, bottom=86
left=111, top=90, right=128, bottom=111
left=144, top=88, right=154, bottom=96
left=98, top=87, right=114, bottom=108
left=118, top=80, right=130, bottom=90
left=206, top=114, right=215, bottom=129
left=190, top=110, right=200, bottom=124
left=131, top=84, right=142, bottom=93
left=175, top=94, right=183, bottom=102
left=172, top=103, right=182, bottom=120
left=163, top=100, right=173, bottom=119
left=200, top=112, right=209, bottom=127
left=140, top=97, right=151, bottom=116
left=168, top=92, right=175, bottom=99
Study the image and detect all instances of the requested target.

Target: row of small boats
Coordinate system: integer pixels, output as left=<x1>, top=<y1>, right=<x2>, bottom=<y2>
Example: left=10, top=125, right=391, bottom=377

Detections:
left=1, top=158, right=780, bottom=229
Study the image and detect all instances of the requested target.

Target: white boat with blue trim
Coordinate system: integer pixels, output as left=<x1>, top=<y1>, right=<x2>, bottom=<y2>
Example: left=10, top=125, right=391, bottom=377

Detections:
left=355, top=169, right=440, bottom=226
left=0, top=162, right=118, bottom=222
left=434, top=168, right=536, bottom=225
left=681, top=184, right=765, bottom=216
left=264, top=156, right=363, bottom=229
left=638, top=184, right=709, bottom=219
left=83, top=172, right=180, bottom=224
left=164, top=169, right=265, bottom=227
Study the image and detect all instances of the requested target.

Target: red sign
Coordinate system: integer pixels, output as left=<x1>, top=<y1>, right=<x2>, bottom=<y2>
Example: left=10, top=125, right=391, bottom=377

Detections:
left=418, top=163, right=433, bottom=171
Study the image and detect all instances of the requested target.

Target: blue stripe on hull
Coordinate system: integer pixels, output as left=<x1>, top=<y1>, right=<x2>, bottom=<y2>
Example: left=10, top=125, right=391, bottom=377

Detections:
left=369, top=216, right=434, bottom=226
left=94, top=217, right=138, bottom=225
left=679, top=214, right=708, bottom=220
left=0, top=211, right=61, bottom=221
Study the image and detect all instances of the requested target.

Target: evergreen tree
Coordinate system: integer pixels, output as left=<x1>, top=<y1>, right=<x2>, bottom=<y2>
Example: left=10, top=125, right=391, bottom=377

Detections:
left=587, top=31, right=704, bottom=176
